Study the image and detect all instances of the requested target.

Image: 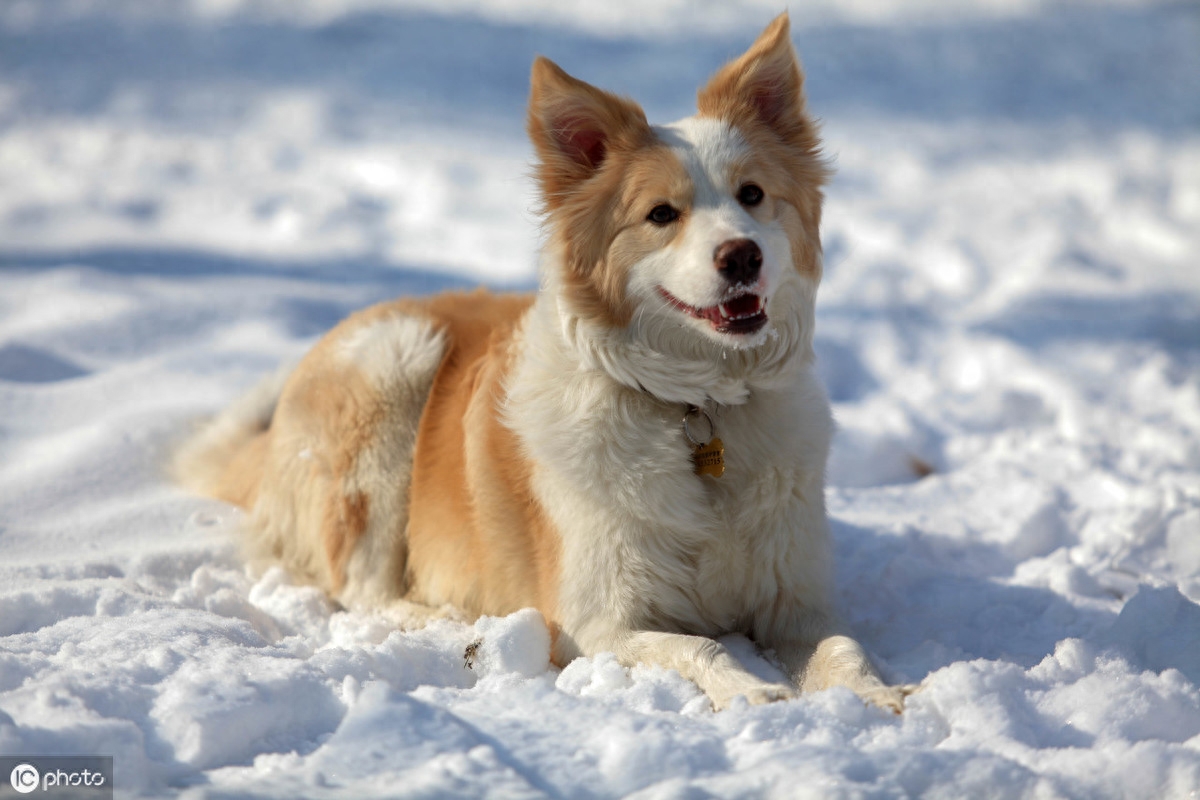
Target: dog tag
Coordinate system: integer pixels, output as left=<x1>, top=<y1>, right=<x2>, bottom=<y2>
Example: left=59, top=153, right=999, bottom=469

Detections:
left=692, top=437, right=725, bottom=478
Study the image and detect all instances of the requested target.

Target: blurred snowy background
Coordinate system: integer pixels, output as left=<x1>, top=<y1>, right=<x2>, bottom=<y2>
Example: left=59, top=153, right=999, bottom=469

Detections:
left=1, top=0, right=1198, bottom=796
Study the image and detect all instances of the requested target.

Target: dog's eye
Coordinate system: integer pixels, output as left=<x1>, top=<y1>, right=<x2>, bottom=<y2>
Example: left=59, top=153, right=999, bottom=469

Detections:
left=647, top=204, right=680, bottom=225
left=737, top=183, right=765, bottom=207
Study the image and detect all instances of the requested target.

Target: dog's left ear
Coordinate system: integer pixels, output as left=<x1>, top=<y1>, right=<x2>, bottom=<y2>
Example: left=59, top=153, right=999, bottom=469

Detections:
left=696, top=13, right=811, bottom=142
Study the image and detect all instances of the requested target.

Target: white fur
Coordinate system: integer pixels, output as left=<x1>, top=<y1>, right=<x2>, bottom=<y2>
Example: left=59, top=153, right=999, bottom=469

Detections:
left=334, top=314, right=446, bottom=611
left=335, top=313, right=446, bottom=396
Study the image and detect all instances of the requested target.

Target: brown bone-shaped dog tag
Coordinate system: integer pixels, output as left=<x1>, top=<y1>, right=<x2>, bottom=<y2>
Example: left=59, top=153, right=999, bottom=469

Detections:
left=692, top=437, right=725, bottom=478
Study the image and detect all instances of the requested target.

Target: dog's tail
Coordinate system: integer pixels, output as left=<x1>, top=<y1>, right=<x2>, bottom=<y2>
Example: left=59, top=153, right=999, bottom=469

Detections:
left=172, top=365, right=290, bottom=510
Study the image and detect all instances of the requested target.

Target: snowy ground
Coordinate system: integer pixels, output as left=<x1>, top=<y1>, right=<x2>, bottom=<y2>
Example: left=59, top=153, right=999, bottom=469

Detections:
left=2, top=1, right=1199, bottom=797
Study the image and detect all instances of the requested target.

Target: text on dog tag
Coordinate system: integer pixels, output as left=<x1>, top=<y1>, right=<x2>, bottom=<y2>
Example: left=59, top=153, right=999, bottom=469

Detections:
left=692, top=437, right=725, bottom=478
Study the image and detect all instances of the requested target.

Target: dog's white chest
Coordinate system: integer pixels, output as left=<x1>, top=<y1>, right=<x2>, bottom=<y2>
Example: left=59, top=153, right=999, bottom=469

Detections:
left=686, top=399, right=831, bottom=627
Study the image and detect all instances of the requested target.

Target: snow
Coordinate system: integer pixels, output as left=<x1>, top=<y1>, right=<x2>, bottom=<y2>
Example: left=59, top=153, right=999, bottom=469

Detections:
left=1, top=0, right=1199, bottom=796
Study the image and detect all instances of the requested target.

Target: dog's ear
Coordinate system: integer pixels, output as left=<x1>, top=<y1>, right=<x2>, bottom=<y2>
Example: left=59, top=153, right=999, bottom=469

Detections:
left=696, top=13, right=810, bottom=141
left=528, top=57, right=650, bottom=205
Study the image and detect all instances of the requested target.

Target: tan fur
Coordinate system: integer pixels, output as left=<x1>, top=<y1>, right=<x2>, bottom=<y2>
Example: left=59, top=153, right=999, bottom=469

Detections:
left=528, top=56, right=663, bottom=328
left=401, top=292, right=561, bottom=624
left=176, top=291, right=562, bottom=621
left=181, top=299, right=436, bottom=599
left=212, top=431, right=271, bottom=510
left=173, top=366, right=286, bottom=506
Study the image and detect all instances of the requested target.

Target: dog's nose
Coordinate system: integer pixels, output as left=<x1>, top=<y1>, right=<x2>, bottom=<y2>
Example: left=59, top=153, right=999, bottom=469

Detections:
left=714, top=239, right=763, bottom=286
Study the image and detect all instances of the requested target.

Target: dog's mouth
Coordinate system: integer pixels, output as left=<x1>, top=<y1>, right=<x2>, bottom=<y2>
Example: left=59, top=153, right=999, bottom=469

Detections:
left=658, top=287, right=769, bottom=336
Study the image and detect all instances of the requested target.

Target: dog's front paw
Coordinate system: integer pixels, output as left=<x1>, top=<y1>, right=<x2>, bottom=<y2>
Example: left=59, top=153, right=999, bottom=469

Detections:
left=746, top=683, right=800, bottom=705
left=858, top=682, right=919, bottom=714
left=714, top=683, right=798, bottom=710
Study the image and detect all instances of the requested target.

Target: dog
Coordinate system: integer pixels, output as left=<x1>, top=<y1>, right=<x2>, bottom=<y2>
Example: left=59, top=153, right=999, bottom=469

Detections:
left=175, top=13, right=908, bottom=712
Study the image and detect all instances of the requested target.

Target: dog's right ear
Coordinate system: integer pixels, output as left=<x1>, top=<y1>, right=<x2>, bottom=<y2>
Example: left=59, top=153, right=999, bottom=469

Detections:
left=527, top=57, right=650, bottom=207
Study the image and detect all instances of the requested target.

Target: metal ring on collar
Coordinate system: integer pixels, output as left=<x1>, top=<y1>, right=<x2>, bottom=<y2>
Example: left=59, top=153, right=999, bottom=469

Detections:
left=682, top=406, right=716, bottom=447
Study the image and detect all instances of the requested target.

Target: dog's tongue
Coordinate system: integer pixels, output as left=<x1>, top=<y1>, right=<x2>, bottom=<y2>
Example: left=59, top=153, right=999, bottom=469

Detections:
left=720, top=294, right=761, bottom=319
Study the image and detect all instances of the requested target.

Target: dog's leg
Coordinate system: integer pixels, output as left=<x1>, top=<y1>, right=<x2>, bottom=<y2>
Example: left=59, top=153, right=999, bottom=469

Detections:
left=614, top=631, right=797, bottom=710
left=774, top=635, right=912, bottom=713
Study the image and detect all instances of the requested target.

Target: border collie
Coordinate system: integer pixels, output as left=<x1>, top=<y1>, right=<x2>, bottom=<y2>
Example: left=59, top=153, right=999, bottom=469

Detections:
left=176, top=14, right=909, bottom=712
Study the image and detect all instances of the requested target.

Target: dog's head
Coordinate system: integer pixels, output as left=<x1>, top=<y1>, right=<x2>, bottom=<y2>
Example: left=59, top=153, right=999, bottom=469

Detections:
left=528, top=14, right=828, bottom=402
